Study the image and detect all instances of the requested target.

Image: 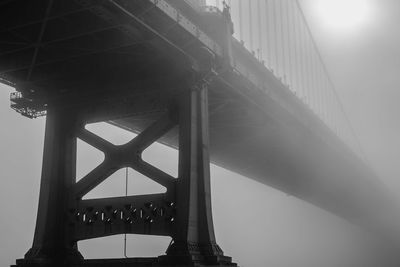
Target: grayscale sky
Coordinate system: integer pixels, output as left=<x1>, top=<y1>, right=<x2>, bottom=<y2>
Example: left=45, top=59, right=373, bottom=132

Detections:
left=1, top=1, right=400, bottom=266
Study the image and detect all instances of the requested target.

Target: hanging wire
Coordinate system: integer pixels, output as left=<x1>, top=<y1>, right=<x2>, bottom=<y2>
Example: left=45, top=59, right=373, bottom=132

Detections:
left=271, top=0, right=279, bottom=74
left=257, top=0, right=262, bottom=61
left=295, top=0, right=367, bottom=160
left=248, top=0, right=254, bottom=52
left=277, top=0, right=284, bottom=79
left=222, top=0, right=366, bottom=162
left=310, top=43, right=317, bottom=113
left=265, top=0, right=272, bottom=69
left=298, top=7, right=306, bottom=102
left=123, top=167, right=128, bottom=258
left=280, top=0, right=286, bottom=82
left=289, top=0, right=299, bottom=96
left=238, top=0, right=243, bottom=41
left=284, top=0, right=293, bottom=91
left=323, top=76, right=328, bottom=124
left=292, top=0, right=301, bottom=98
left=297, top=7, right=307, bottom=104
left=305, top=24, right=313, bottom=110
left=318, top=57, right=324, bottom=120
left=315, top=52, right=321, bottom=117
left=284, top=0, right=292, bottom=88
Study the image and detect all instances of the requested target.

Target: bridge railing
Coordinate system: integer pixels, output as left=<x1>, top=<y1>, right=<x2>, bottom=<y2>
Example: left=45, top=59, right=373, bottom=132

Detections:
left=205, top=0, right=363, bottom=158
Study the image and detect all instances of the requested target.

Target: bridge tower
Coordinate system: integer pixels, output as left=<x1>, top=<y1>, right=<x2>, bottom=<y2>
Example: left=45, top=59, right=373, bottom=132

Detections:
left=14, top=64, right=236, bottom=267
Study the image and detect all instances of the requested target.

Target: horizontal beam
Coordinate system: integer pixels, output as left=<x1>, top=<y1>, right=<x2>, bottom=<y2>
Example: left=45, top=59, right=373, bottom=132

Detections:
left=69, top=193, right=175, bottom=240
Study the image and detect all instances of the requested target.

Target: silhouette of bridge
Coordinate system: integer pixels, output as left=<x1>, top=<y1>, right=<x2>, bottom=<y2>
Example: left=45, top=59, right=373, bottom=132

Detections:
left=1, top=0, right=398, bottom=266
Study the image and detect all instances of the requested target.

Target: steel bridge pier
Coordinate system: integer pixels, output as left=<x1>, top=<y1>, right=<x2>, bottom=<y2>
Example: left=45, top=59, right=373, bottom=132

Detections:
left=13, top=75, right=236, bottom=267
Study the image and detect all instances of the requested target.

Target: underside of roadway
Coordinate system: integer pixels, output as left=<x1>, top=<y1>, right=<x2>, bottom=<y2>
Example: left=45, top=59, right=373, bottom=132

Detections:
left=1, top=0, right=399, bottom=243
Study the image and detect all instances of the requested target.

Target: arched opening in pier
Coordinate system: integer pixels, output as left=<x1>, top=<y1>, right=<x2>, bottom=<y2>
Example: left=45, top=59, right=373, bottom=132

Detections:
left=78, top=234, right=172, bottom=259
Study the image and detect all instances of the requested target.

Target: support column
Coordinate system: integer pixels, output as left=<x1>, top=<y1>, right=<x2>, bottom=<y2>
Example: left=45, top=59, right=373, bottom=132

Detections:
left=22, top=108, right=82, bottom=265
left=15, top=81, right=236, bottom=267
left=161, top=85, right=235, bottom=266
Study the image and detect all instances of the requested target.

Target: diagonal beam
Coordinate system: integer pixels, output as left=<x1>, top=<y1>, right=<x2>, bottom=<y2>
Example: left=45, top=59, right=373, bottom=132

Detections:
left=73, top=161, right=116, bottom=199
left=26, top=0, right=54, bottom=81
left=0, top=7, right=90, bottom=33
left=133, top=159, right=175, bottom=189
left=77, top=128, right=114, bottom=152
left=127, top=113, right=176, bottom=152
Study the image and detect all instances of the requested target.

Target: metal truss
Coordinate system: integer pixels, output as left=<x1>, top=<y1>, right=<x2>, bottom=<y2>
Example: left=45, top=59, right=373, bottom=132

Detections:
left=19, top=85, right=236, bottom=266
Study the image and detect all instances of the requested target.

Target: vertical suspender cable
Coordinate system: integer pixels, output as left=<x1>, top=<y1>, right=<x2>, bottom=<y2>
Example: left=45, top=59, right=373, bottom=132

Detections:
left=288, top=0, right=295, bottom=93
left=322, top=76, right=327, bottom=124
left=318, top=54, right=322, bottom=117
left=324, top=77, right=329, bottom=125
left=295, top=0, right=367, bottom=160
left=319, top=58, right=324, bottom=119
left=311, top=39, right=316, bottom=112
left=266, top=0, right=272, bottom=69
left=284, top=0, right=293, bottom=91
left=325, top=77, right=330, bottom=127
left=314, top=47, right=320, bottom=117
left=325, top=77, right=332, bottom=127
left=285, top=0, right=291, bottom=87
left=271, top=0, right=278, bottom=74
left=283, top=3, right=287, bottom=81
left=305, top=28, right=312, bottom=110
left=284, top=0, right=292, bottom=88
left=299, top=11, right=307, bottom=105
left=279, top=0, right=286, bottom=83
left=299, top=7, right=306, bottom=103
left=257, top=0, right=262, bottom=61
left=123, top=167, right=128, bottom=258
left=293, top=2, right=302, bottom=99
left=308, top=36, right=313, bottom=110
left=290, top=0, right=299, bottom=96
left=315, top=54, right=320, bottom=117
left=310, top=44, right=316, bottom=113
left=318, top=57, right=323, bottom=118
left=249, top=0, right=254, bottom=51
left=303, top=24, right=309, bottom=108
left=269, top=0, right=274, bottom=69
left=239, top=0, right=243, bottom=41
left=277, top=0, right=284, bottom=80
left=306, top=26, right=313, bottom=109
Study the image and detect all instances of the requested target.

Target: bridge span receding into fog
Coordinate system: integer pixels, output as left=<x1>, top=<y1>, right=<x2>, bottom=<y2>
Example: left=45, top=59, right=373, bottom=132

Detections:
left=1, top=0, right=399, bottom=266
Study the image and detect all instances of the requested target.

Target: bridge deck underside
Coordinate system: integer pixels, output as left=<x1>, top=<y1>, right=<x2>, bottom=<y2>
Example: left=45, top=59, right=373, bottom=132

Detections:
left=0, top=0, right=395, bottom=234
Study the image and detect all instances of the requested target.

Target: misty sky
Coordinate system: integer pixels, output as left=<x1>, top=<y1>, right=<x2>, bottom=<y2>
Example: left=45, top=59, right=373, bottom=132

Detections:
left=1, top=1, right=400, bottom=266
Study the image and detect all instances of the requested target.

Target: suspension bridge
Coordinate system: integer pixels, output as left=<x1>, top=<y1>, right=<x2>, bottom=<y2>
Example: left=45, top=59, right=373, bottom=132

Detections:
left=1, top=0, right=398, bottom=266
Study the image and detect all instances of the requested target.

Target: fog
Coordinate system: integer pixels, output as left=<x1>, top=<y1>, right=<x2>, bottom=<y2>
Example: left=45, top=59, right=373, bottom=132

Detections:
left=300, top=0, right=400, bottom=190
left=1, top=1, right=400, bottom=266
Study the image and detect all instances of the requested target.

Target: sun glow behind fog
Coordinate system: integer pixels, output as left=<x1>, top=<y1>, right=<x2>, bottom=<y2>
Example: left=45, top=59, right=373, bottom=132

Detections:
left=316, top=0, right=372, bottom=32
